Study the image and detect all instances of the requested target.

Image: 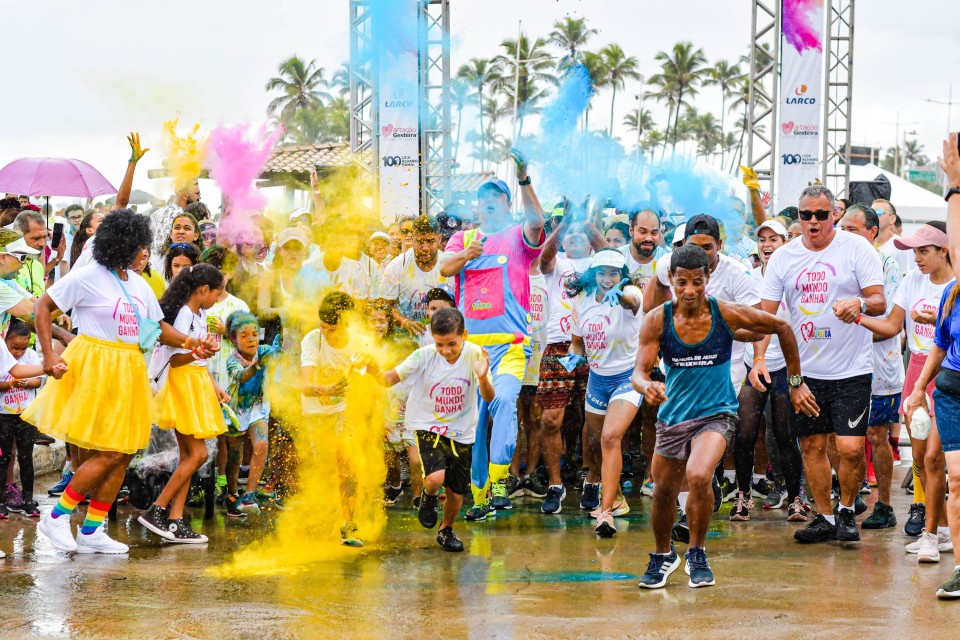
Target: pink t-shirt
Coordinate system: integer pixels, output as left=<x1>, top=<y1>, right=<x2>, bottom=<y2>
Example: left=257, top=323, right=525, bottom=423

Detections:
left=444, top=224, right=544, bottom=313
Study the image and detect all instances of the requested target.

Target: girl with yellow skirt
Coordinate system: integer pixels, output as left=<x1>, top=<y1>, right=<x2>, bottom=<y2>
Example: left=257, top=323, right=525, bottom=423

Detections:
left=28, top=211, right=217, bottom=555
left=138, top=264, right=229, bottom=544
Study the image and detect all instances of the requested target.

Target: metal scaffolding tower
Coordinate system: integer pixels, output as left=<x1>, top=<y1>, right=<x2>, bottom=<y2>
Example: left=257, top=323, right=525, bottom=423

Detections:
left=349, top=0, right=378, bottom=195
left=419, top=0, right=452, bottom=216
left=821, top=0, right=855, bottom=197
left=349, top=0, right=452, bottom=218
left=746, top=0, right=780, bottom=193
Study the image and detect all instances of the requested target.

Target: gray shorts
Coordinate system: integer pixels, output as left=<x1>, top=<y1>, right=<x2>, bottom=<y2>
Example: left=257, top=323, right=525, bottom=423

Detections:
left=655, top=413, right=737, bottom=460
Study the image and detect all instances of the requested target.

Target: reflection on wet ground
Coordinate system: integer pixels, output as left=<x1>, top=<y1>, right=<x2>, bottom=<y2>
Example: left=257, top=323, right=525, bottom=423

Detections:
left=1, top=467, right=958, bottom=638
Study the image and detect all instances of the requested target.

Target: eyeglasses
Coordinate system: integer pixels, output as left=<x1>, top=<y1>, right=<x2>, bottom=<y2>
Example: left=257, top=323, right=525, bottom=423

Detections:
left=798, top=209, right=832, bottom=222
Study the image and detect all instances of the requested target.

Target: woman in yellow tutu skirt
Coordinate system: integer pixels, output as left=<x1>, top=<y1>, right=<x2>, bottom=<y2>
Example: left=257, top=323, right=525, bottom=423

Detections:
left=138, top=263, right=229, bottom=544
left=28, top=210, right=218, bottom=555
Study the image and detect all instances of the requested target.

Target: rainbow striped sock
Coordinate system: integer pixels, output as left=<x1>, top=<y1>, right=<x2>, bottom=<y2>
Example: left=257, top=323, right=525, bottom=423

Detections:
left=51, top=485, right=83, bottom=519
left=80, top=500, right=111, bottom=535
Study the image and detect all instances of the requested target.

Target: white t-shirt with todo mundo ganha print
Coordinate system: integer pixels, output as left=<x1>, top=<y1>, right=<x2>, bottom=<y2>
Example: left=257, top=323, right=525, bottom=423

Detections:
left=394, top=341, right=484, bottom=445
left=894, top=270, right=954, bottom=357
left=762, top=230, right=883, bottom=380
left=47, top=263, right=164, bottom=344
left=544, top=256, right=591, bottom=345
left=571, top=289, right=643, bottom=376
left=380, top=249, right=453, bottom=323
left=0, top=348, right=40, bottom=414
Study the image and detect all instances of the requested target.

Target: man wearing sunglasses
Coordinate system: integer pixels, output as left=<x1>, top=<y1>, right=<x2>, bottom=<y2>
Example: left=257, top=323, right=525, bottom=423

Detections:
left=758, top=185, right=886, bottom=545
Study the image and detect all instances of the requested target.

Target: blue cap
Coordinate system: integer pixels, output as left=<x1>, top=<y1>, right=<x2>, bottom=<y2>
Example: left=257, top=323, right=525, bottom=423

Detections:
left=478, top=179, right=512, bottom=202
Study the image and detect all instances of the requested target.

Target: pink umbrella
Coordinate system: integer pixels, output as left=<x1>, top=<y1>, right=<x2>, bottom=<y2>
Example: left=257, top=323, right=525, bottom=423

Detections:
left=0, top=157, right=117, bottom=198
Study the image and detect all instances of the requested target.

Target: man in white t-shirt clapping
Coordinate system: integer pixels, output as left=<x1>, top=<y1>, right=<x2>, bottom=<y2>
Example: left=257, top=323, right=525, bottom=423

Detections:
left=757, top=185, right=886, bottom=545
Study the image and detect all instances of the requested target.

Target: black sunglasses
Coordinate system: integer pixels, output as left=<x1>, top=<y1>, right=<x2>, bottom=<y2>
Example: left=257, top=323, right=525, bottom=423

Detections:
left=798, top=209, right=832, bottom=222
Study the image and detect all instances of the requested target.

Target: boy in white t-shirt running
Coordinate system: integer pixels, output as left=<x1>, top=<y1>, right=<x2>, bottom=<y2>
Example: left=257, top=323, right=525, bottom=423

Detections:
left=383, top=308, right=494, bottom=552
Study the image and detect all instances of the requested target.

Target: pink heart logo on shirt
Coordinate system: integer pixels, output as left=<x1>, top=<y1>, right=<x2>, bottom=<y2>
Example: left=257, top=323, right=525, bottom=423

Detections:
left=782, top=121, right=795, bottom=135
left=800, top=322, right=814, bottom=342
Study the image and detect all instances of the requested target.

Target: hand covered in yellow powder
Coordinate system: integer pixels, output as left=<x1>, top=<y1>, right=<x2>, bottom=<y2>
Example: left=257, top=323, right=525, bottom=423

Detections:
left=740, top=165, right=760, bottom=191
left=127, top=132, right=149, bottom=163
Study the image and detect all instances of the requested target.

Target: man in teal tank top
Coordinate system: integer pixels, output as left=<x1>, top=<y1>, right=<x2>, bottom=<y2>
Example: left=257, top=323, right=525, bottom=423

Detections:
left=631, top=244, right=818, bottom=590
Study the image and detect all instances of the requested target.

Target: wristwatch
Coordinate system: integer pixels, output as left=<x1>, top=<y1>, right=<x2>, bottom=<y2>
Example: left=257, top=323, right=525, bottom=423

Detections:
left=518, top=176, right=532, bottom=186
left=946, top=187, right=960, bottom=203
left=857, top=297, right=867, bottom=314
left=788, top=374, right=803, bottom=389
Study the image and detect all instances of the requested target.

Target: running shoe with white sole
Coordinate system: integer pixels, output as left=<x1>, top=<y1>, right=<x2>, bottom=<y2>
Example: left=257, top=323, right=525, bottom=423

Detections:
left=916, top=532, right=941, bottom=562
left=383, top=485, right=403, bottom=505
left=685, top=547, right=715, bottom=588
left=937, top=567, right=960, bottom=599
left=464, top=501, right=496, bottom=522
left=672, top=513, right=690, bottom=544
left=238, top=492, right=261, bottom=515
left=639, top=545, right=681, bottom=589
left=75, top=526, right=129, bottom=554
left=491, top=478, right=512, bottom=510
left=541, top=486, right=566, bottom=514
left=763, top=485, right=787, bottom=510
left=21, top=501, right=40, bottom=518
left=590, top=495, right=630, bottom=518
left=47, top=472, right=73, bottom=497
left=904, top=503, right=925, bottom=537
left=521, top=475, right=548, bottom=499
left=580, top=482, right=600, bottom=511
left=906, top=530, right=953, bottom=554
left=786, top=496, right=809, bottom=522
left=38, top=513, right=78, bottom=552
left=640, top=478, right=655, bottom=497
left=751, top=478, right=772, bottom=499
left=595, top=509, right=616, bottom=538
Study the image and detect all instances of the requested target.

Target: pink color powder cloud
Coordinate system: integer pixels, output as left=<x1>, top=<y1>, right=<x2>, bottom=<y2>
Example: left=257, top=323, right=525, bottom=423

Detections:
left=783, top=0, right=823, bottom=54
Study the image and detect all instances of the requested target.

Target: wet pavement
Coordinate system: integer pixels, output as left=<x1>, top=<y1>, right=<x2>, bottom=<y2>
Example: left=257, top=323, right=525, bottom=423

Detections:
left=1, top=466, right=958, bottom=639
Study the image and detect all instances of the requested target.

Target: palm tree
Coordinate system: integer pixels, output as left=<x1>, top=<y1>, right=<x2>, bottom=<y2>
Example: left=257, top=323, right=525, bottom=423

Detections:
left=495, top=34, right=556, bottom=138
left=457, top=58, right=501, bottom=171
left=903, top=139, right=928, bottom=168
left=580, top=50, right=608, bottom=131
left=601, top=44, right=641, bottom=136
left=623, top=107, right=656, bottom=152
left=450, top=78, right=471, bottom=168
left=549, top=17, right=598, bottom=69
left=648, top=42, right=709, bottom=150
left=330, top=63, right=350, bottom=99
left=703, top=59, right=743, bottom=164
left=265, top=56, right=333, bottom=124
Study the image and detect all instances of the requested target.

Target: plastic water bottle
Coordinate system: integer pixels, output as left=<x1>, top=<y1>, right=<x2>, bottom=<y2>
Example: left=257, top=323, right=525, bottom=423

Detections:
left=912, top=405, right=932, bottom=441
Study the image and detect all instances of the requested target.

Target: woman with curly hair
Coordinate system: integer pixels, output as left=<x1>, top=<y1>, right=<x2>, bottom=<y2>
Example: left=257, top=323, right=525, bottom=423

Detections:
left=25, top=210, right=218, bottom=555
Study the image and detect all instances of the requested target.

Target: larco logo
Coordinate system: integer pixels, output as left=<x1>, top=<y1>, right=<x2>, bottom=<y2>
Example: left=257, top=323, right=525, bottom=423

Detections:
left=384, top=100, right=414, bottom=108
left=786, top=84, right=815, bottom=105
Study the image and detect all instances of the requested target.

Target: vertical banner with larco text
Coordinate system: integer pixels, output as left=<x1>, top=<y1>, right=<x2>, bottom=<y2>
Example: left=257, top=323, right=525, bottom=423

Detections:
left=776, top=0, right=825, bottom=212
left=376, top=0, right=420, bottom=223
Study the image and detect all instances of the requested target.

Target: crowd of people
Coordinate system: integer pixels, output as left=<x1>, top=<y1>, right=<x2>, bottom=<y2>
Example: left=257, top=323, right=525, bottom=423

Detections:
left=2, top=131, right=960, bottom=599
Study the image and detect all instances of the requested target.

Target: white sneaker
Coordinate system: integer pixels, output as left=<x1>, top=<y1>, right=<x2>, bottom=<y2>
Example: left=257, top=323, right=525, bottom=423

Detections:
left=37, top=512, right=78, bottom=552
left=0, top=547, right=5, bottom=559
left=917, top=532, right=941, bottom=563
left=75, top=525, right=129, bottom=554
left=906, top=530, right=952, bottom=554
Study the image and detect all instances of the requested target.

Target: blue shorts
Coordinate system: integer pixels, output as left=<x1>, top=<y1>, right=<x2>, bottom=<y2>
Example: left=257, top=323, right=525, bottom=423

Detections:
left=585, top=369, right=642, bottom=415
left=933, top=389, right=960, bottom=453
left=868, top=393, right=900, bottom=427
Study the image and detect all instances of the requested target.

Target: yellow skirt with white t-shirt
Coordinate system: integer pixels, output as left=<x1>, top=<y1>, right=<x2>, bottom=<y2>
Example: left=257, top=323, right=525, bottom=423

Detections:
left=21, top=335, right=154, bottom=454
left=155, top=364, right=225, bottom=439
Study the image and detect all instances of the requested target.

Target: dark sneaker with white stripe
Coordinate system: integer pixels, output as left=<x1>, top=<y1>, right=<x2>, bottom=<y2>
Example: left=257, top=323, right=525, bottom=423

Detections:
left=904, top=503, right=925, bottom=537
left=639, top=544, right=681, bottom=589
left=541, top=485, right=566, bottom=514
left=794, top=514, right=836, bottom=544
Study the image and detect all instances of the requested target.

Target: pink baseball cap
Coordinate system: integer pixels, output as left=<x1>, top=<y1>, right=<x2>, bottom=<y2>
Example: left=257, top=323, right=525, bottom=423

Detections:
left=893, top=223, right=948, bottom=250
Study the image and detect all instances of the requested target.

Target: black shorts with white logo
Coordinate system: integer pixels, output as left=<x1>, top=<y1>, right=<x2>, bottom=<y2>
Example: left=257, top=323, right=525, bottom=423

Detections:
left=790, top=374, right=872, bottom=438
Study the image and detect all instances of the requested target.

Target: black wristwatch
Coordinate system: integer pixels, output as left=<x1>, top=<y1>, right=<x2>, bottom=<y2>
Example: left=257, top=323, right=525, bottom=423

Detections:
left=788, top=374, right=803, bottom=389
left=946, top=187, right=960, bottom=203
left=518, top=177, right=532, bottom=186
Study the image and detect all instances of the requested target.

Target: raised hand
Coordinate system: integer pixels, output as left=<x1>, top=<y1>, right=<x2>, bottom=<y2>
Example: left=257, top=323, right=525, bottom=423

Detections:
left=127, top=132, right=149, bottom=163
left=474, top=348, right=490, bottom=379
left=740, top=165, right=760, bottom=191
left=601, top=278, right=631, bottom=307
left=510, top=148, right=528, bottom=179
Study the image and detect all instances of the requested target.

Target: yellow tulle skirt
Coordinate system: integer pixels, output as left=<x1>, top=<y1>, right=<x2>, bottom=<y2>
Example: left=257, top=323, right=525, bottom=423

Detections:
left=155, top=364, right=225, bottom=439
left=21, top=335, right=154, bottom=454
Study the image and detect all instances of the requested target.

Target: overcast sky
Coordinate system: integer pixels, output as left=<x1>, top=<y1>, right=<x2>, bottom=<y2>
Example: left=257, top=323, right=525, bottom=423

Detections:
left=1, top=0, right=956, bottom=206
